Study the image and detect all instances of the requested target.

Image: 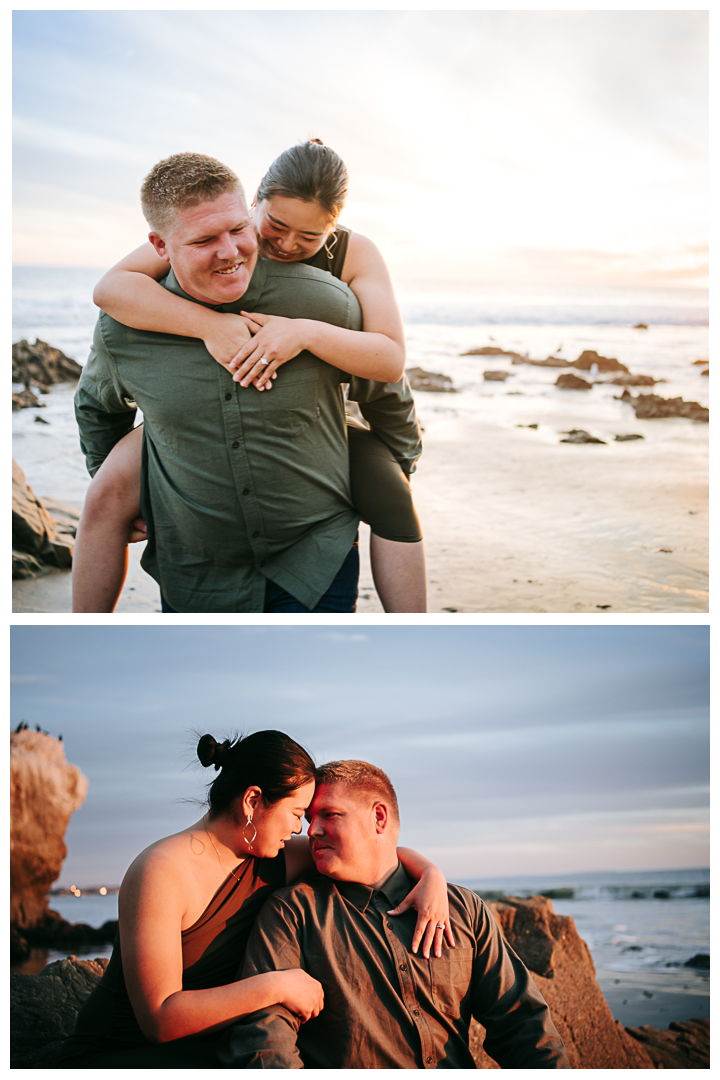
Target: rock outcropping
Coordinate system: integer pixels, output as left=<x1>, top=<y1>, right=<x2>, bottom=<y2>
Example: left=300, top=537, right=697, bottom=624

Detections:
left=618, top=390, right=709, bottom=422
left=9, top=898, right=709, bottom=1069
left=10, top=730, right=88, bottom=929
left=12, top=339, right=83, bottom=393
left=12, top=460, right=80, bottom=579
left=407, top=367, right=456, bottom=393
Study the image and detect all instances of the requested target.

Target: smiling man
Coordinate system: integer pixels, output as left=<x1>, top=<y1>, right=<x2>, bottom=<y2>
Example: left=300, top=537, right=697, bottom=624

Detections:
left=75, top=153, right=421, bottom=612
left=218, top=760, right=570, bottom=1069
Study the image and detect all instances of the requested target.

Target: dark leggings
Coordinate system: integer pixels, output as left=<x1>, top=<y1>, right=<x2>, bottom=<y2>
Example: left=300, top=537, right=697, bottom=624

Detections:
left=347, top=426, right=422, bottom=543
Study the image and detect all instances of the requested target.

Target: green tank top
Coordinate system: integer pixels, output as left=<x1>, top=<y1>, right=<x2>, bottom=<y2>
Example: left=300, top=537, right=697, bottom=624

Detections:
left=300, top=224, right=351, bottom=279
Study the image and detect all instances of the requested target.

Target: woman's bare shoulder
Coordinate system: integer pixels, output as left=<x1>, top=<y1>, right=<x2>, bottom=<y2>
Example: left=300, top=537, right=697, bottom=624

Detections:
left=343, top=231, right=388, bottom=283
left=123, top=826, right=198, bottom=889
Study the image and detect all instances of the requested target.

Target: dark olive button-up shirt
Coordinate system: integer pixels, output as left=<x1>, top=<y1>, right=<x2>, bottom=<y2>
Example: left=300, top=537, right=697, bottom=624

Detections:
left=220, top=865, right=570, bottom=1069
left=75, top=260, right=422, bottom=612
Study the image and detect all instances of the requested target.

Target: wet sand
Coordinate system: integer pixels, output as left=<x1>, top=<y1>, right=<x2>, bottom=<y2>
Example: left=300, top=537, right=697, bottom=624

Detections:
left=13, top=404, right=707, bottom=615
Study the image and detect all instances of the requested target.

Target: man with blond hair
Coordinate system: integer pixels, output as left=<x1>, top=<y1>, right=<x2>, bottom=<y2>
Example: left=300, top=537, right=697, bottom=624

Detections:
left=75, top=153, right=420, bottom=612
left=217, top=760, right=570, bottom=1069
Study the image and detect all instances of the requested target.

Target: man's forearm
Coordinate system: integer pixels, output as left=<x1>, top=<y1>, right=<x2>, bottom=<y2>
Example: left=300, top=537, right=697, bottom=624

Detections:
left=347, top=375, right=422, bottom=475
left=216, top=1006, right=304, bottom=1069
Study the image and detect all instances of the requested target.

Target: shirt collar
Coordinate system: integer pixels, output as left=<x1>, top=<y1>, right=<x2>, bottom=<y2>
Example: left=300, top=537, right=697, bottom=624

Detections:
left=333, top=861, right=409, bottom=913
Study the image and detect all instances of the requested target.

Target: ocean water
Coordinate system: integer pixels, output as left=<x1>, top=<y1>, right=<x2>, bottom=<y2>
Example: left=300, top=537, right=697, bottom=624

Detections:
left=13, top=869, right=709, bottom=1029
left=460, top=868, right=709, bottom=1028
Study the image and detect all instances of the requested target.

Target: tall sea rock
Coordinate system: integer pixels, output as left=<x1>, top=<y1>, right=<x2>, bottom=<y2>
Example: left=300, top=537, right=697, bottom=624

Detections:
left=10, top=730, right=88, bottom=928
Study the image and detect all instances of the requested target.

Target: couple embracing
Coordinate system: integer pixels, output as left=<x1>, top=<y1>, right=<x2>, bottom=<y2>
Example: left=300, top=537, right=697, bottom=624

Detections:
left=72, top=141, right=428, bottom=613
left=56, top=730, right=569, bottom=1068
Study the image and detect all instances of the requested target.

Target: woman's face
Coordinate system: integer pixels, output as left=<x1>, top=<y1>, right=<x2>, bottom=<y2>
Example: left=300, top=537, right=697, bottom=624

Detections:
left=248, top=780, right=316, bottom=858
left=254, top=195, right=335, bottom=263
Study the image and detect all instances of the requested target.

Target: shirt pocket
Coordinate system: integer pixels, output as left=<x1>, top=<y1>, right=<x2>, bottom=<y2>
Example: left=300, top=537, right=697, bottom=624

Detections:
left=260, top=367, right=320, bottom=439
left=429, top=947, right=474, bottom=1019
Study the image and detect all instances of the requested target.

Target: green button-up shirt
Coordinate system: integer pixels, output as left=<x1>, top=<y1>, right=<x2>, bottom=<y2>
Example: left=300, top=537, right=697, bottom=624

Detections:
left=75, top=260, right=422, bottom=612
left=221, top=864, right=570, bottom=1069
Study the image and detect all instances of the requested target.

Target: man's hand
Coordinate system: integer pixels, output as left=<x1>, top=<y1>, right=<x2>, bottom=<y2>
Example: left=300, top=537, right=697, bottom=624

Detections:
left=387, top=867, right=455, bottom=958
left=202, top=312, right=254, bottom=370
left=128, top=517, right=147, bottom=544
left=228, top=312, right=310, bottom=390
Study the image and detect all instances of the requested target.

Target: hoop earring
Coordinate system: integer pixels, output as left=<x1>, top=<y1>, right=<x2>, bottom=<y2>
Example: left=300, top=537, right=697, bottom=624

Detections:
left=243, top=815, right=257, bottom=851
left=324, top=230, right=338, bottom=261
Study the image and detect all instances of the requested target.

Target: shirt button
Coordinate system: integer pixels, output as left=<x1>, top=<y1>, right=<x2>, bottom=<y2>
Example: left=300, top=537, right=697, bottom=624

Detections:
left=413, top=1010, right=420, bottom=1017
left=252, top=530, right=260, bottom=538
left=399, top=964, right=407, bottom=971
left=225, top=392, right=232, bottom=401
left=242, top=488, right=249, bottom=496
left=231, top=440, right=239, bottom=449
left=426, top=1057, right=433, bottom=1064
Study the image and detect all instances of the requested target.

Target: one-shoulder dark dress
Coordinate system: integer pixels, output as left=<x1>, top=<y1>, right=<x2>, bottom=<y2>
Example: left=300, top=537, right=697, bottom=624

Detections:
left=54, top=851, right=286, bottom=1068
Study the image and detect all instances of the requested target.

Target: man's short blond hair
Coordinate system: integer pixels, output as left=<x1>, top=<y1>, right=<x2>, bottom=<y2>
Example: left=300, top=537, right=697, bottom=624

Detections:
left=140, top=152, right=245, bottom=236
left=316, top=760, right=400, bottom=829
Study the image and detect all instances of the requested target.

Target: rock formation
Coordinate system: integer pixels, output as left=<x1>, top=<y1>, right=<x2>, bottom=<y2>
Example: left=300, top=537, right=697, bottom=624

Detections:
left=556, top=373, right=592, bottom=391
left=560, top=430, right=607, bottom=445
left=571, top=350, right=629, bottom=374
left=12, top=339, right=83, bottom=392
left=610, top=374, right=660, bottom=386
left=618, top=390, right=709, bottom=422
left=9, top=901, right=709, bottom=1068
left=10, top=730, right=88, bottom=930
left=483, top=370, right=512, bottom=381
left=12, top=387, right=45, bottom=411
left=12, top=461, right=80, bottom=579
left=512, top=355, right=573, bottom=368
left=461, top=346, right=526, bottom=362
left=407, top=367, right=456, bottom=392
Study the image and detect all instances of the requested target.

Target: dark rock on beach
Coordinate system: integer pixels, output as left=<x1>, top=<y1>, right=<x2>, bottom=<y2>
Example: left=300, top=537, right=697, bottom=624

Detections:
left=614, top=434, right=644, bottom=442
left=618, top=390, right=709, bottom=422
left=633, top=323, right=649, bottom=329
left=406, top=367, right=456, bottom=393
left=624, top=1019, right=709, bottom=1069
left=556, top=373, right=592, bottom=391
left=512, top=355, right=573, bottom=368
left=610, top=374, right=661, bottom=386
left=12, top=339, right=82, bottom=391
left=483, top=370, right=512, bottom=381
left=684, top=953, right=709, bottom=970
left=12, top=387, right=46, bottom=411
left=461, top=346, right=526, bottom=362
left=560, top=430, right=607, bottom=444
left=11, top=956, right=110, bottom=1068
left=571, top=349, right=629, bottom=374
left=12, top=461, right=80, bottom=578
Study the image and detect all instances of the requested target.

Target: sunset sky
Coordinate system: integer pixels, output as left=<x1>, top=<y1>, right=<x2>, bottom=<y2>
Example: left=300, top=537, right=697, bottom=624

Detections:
left=13, top=7, right=708, bottom=288
left=10, top=625, right=709, bottom=886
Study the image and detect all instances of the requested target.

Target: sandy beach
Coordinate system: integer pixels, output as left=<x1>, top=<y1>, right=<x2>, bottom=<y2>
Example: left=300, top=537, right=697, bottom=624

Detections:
left=13, top=384, right=708, bottom=615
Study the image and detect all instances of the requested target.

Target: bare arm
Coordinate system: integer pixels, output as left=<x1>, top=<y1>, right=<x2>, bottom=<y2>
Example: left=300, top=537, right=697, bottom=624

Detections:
left=119, top=846, right=323, bottom=1044
left=229, top=232, right=406, bottom=386
left=93, top=243, right=253, bottom=368
left=392, top=847, right=455, bottom=957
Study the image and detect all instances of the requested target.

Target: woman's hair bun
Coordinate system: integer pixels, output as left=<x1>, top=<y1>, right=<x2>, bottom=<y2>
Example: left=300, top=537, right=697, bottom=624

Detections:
left=309, top=137, right=325, bottom=146
left=197, top=734, right=232, bottom=771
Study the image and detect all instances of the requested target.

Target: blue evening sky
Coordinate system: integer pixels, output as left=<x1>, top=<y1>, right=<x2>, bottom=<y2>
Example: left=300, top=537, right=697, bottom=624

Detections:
left=10, top=625, right=709, bottom=886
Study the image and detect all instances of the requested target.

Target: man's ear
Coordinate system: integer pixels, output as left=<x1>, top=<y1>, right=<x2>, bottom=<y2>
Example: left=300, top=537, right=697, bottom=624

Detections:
left=373, top=801, right=390, bottom=835
left=148, top=232, right=171, bottom=262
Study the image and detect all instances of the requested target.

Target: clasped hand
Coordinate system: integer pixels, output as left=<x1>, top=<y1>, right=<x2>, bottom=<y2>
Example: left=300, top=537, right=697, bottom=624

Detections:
left=227, top=312, right=309, bottom=391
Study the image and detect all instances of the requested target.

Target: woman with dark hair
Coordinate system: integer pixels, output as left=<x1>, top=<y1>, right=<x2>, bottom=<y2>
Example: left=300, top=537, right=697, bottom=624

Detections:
left=73, top=140, right=427, bottom=614
left=55, top=731, right=451, bottom=1068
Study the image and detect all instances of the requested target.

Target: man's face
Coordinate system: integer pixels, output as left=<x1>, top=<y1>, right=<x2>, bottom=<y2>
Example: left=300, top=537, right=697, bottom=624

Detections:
left=307, top=782, right=381, bottom=883
left=150, top=189, right=258, bottom=305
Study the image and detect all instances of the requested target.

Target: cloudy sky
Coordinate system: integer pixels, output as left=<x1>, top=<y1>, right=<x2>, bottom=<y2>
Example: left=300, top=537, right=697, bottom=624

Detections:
left=10, top=625, right=709, bottom=886
left=13, top=8, right=707, bottom=288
